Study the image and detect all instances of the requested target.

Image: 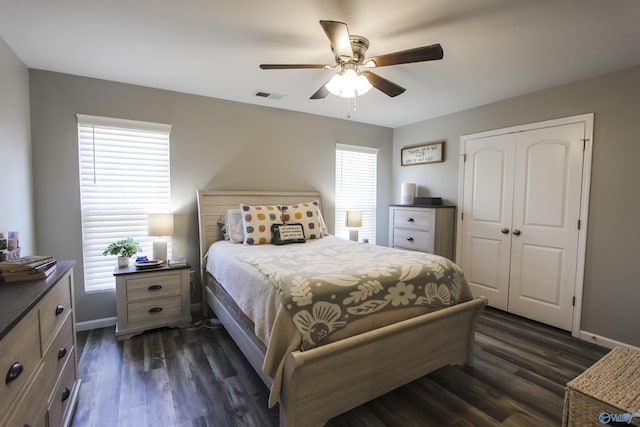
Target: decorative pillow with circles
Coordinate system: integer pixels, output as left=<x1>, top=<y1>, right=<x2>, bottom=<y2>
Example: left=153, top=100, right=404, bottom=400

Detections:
left=240, top=204, right=282, bottom=245
left=279, top=201, right=324, bottom=240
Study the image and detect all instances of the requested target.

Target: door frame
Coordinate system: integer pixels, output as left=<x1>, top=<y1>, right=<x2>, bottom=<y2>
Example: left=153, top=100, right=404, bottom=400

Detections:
left=456, top=113, right=594, bottom=338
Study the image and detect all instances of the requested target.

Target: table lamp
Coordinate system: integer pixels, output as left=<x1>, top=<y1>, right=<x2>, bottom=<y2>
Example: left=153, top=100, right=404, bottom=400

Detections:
left=148, top=213, right=173, bottom=262
left=345, top=210, right=362, bottom=242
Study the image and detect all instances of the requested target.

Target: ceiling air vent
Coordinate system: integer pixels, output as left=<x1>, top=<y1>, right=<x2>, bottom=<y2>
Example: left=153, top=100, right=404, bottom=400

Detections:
left=255, top=91, right=285, bottom=100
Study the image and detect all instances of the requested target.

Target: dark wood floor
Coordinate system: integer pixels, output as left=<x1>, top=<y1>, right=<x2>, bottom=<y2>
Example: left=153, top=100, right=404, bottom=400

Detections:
left=72, top=308, right=608, bottom=427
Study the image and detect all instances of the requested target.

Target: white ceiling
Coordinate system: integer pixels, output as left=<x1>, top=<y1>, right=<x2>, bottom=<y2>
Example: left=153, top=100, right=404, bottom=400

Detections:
left=1, top=0, right=639, bottom=128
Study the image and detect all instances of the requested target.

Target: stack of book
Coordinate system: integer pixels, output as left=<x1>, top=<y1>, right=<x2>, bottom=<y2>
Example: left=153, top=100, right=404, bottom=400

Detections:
left=0, top=255, right=57, bottom=283
left=168, top=258, right=189, bottom=268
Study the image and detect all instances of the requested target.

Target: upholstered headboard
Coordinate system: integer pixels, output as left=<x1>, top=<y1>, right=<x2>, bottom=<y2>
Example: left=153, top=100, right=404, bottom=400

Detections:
left=196, top=189, right=324, bottom=264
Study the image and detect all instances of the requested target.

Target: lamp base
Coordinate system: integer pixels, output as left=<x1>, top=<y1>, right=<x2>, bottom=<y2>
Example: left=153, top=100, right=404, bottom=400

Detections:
left=152, top=239, right=167, bottom=262
left=349, top=229, right=359, bottom=242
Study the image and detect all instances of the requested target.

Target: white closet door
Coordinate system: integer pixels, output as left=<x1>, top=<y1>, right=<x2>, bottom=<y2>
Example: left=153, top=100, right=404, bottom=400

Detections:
left=508, top=122, right=585, bottom=330
left=461, top=133, right=516, bottom=310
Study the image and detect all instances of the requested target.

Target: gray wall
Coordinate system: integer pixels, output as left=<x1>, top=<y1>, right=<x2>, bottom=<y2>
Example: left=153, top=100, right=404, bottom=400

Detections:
left=0, top=38, right=35, bottom=254
left=393, top=65, right=640, bottom=347
left=28, top=70, right=393, bottom=324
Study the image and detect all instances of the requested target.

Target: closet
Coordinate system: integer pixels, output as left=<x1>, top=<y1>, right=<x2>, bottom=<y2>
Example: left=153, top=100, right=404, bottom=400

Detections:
left=457, top=114, right=592, bottom=332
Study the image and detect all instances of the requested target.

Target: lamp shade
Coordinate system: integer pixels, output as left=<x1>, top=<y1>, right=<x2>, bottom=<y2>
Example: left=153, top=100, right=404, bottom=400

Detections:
left=345, top=210, right=363, bottom=228
left=400, top=183, right=416, bottom=204
left=148, top=213, right=174, bottom=236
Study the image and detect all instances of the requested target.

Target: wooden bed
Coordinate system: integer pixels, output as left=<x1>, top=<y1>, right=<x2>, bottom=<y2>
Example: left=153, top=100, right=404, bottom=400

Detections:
left=197, top=189, right=487, bottom=427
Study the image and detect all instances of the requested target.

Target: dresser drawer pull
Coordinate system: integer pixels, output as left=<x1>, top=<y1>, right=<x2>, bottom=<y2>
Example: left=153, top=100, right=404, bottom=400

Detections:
left=55, top=304, right=65, bottom=315
left=148, top=307, right=163, bottom=314
left=5, top=362, right=23, bottom=384
left=58, top=347, right=68, bottom=360
left=406, top=237, right=414, bottom=242
left=61, top=387, right=71, bottom=402
left=148, top=284, right=163, bottom=291
left=406, top=218, right=415, bottom=222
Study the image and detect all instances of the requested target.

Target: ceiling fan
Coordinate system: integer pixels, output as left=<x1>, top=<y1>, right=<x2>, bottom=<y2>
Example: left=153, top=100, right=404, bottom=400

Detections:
left=260, top=20, right=444, bottom=99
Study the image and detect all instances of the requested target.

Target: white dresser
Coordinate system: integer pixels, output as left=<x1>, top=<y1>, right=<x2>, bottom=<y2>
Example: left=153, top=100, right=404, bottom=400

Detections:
left=0, top=261, right=80, bottom=427
left=388, top=205, right=456, bottom=260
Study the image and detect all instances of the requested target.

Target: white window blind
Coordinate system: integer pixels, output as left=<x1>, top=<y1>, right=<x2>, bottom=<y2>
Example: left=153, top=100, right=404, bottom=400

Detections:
left=77, top=114, right=172, bottom=292
left=335, top=144, right=378, bottom=243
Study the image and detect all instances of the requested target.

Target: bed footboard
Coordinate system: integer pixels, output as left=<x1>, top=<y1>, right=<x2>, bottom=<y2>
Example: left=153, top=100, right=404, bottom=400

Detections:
left=279, top=296, right=487, bottom=427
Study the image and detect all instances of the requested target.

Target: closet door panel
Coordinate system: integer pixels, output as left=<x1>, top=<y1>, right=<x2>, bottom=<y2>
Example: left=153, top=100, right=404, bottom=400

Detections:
left=508, top=123, right=585, bottom=330
left=461, top=134, right=516, bottom=310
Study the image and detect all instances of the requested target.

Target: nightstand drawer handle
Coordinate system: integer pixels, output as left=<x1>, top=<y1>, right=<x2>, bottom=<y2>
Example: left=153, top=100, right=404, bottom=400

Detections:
left=406, top=237, right=414, bottom=242
left=6, top=362, right=23, bottom=384
left=149, top=307, right=163, bottom=314
left=55, top=304, right=65, bottom=315
left=61, top=387, right=71, bottom=402
left=58, top=347, right=67, bottom=360
left=148, top=285, right=163, bottom=291
left=406, top=217, right=415, bottom=222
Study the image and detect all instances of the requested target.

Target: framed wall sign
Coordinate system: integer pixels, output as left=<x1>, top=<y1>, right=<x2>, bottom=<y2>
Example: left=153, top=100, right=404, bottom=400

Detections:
left=401, top=141, right=444, bottom=166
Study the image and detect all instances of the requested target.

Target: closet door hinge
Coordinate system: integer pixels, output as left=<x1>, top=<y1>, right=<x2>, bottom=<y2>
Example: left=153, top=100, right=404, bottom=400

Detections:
left=572, top=296, right=576, bottom=306
left=581, top=138, right=589, bottom=150
left=461, top=154, right=467, bottom=162
left=461, top=212, right=464, bottom=221
left=578, top=219, right=581, bottom=230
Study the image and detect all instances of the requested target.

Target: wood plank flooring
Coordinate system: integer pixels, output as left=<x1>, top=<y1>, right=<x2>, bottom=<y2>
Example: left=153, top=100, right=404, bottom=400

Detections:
left=72, top=308, right=608, bottom=427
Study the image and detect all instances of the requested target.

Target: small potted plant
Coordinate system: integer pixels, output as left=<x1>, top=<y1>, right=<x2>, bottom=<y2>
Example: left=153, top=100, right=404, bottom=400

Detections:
left=103, top=237, right=140, bottom=267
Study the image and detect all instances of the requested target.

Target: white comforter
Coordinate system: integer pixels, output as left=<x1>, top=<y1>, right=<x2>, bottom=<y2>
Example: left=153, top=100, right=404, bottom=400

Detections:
left=206, top=236, right=351, bottom=346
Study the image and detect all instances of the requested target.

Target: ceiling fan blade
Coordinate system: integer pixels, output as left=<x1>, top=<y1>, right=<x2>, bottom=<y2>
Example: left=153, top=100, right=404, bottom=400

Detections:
left=319, top=20, right=353, bottom=59
left=365, top=43, right=444, bottom=68
left=260, top=64, right=328, bottom=70
left=360, top=71, right=406, bottom=97
left=310, top=81, right=330, bottom=99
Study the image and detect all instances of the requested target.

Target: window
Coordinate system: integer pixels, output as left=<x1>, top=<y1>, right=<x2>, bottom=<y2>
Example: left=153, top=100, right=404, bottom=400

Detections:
left=77, top=115, right=171, bottom=291
left=335, top=144, right=378, bottom=243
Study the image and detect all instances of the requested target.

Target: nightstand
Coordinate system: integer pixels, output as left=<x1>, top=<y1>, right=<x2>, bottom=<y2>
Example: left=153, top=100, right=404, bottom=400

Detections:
left=113, top=263, right=191, bottom=340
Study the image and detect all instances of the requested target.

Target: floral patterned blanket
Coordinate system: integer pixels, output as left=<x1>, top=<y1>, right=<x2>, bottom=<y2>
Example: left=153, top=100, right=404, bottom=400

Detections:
left=239, top=241, right=465, bottom=350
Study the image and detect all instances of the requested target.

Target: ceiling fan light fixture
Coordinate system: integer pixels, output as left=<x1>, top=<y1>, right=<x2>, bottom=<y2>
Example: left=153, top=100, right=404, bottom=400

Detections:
left=325, top=68, right=372, bottom=98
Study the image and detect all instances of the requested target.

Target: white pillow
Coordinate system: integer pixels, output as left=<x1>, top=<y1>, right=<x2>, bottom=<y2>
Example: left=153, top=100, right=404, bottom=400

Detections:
left=226, top=209, right=244, bottom=243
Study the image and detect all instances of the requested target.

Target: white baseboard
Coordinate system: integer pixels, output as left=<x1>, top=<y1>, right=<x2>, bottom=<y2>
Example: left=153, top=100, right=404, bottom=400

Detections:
left=579, top=330, right=640, bottom=351
left=75, top=317, right=116, bottom=332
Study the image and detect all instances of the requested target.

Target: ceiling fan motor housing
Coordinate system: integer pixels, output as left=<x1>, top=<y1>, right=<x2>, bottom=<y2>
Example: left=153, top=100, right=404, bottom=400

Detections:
left=333, top=35, right=369, bottom=64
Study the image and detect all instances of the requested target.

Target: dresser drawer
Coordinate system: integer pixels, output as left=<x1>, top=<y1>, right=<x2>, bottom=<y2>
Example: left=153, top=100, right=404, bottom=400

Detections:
left=39, top=272, right=72, bottom=352
left=2, top=362, right=47, bottom=427
left=127, top=295, right=182, bottom=325
left=392, top=208, right=434, bottom=230
left=125, top=271, right=182, bottom=302
left=41, top=314, right=75, bottom=396
left=0, top=308, right=41, bottom=419
left=47, top=348, right=77, bottom=427
left=392, top=228, right=434, bottom=252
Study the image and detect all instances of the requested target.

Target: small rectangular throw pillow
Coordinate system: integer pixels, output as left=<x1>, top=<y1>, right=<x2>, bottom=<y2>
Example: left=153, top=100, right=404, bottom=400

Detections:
left=271, top=223, right=306, bottom=245
left=240, top=204, right=282, bottom=245
left=226, top=208, right=244, bottom=243
left=279, top=200, right=324, bottom=240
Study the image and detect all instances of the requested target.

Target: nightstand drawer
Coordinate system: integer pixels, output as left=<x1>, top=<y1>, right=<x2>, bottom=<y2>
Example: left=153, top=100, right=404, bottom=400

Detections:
left=127, top=295, right=182, bottom=325
left=392, top=208, right=434, bottom=230
left=125, top=272, right=182, bottom=302
left=392, top=228, right=433, bottom=252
